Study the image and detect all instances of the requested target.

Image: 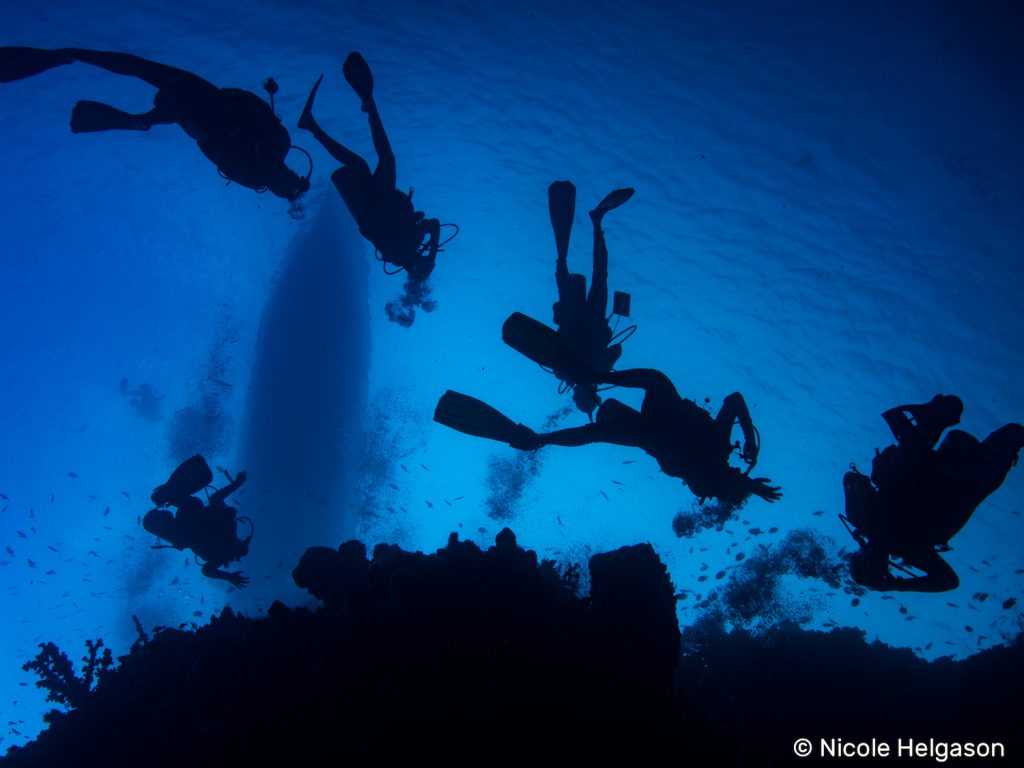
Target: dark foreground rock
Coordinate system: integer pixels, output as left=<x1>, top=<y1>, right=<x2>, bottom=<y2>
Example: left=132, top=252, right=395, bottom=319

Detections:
left=4, top=529, right=726, bottom=766
left=678, top=621, right=1024, bottom=766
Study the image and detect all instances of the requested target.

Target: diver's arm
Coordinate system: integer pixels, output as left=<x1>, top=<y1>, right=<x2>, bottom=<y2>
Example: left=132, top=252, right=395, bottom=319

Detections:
left=596, top=369, right=679, bottom=398
left=718, top=392, right=759, bottom=464
left=201, top=562, right=249, bottom=588
left=210, top=470, right=247, bottom=505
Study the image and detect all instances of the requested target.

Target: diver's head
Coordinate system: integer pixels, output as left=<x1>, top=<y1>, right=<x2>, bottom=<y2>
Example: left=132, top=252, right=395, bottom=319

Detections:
left=268, top=165, right=310, bottom=202
left=848, top=544, right=890, bottom=588
left=572, top=385, right=601, bottom=420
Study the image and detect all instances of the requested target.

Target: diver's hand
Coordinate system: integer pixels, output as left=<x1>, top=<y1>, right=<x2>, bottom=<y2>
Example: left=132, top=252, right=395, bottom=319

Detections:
left=741, top=438, right=759, bottom=464
left=226, top=571, right=249, bottom=589
left=749, top=477, right=781, bottom=502
left=509, top=424, right=542, bottom=451
left=236, top=470, right=247, bottom=484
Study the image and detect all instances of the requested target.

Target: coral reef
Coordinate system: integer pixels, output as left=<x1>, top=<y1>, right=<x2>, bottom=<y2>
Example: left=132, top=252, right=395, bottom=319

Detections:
left=5, top=529, right=719, bottom=765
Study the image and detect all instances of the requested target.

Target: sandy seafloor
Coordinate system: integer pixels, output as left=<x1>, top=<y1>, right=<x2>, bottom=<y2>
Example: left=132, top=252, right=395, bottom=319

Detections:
left=1, top=0, right=1022, bottom=748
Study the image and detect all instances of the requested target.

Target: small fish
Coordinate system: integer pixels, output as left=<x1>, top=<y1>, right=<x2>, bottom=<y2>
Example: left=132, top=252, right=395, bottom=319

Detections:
left=715, top=570, right=726, bottom=580
left=87, top=550, right=99, bottom=558
left=946, top=602, right=960, bottom=608
left=171, top=577, right=180, bottom=585
left=121, top=491, right=131, bottom=500
left=50, top=494, right=54, bottom=503
left=45, top=569, right=56, bottom=576
left=425, top=500, right=433, bottom=509
left=388, top=483, right=399, bottom=491
left=972, top=592, right=989, bottom=603
left=400, top=464, right=409, bottom=473
left=192, top=610, right=203, bottom=617
left=27, top=559, right=36, bottom=569
left=735, top=553, right=745, bottom=562
left=700, top=563, right=709, bottom=571
left=621, top=460, right=635, bottom=465
left=68, top=472, right=78, bottom=479
left=29, top=509, right=34, bottom=519
left=812, top=510, right=824, bottom=516
left=851, top=598, right=860, bottom=607
left=420, top=464, right=430, bottom=471
left=16, top=531, right=26, bottom=539
left=0, top=493, right=7, bottom=500
left=444, top=500, right=452, bottom=507
left=1003, top=598, right=1017, bottom=610
left=899, top=605, right=908, bottom=615
left=697, top=575, right=708, bottom=582
left=768, top=527, right=779, bottom=534
left=965, top=625, right=974, bottom=633
left=924, top=642, right=933, bottom=650
left=103, top=506, right=110, bottom=517
left=454, top=496, right=463, bottom=501
left=600, top=491, right=609, bottom=501
left=611, top=480, right=625, bottom=486
left=749, top=528, right=763, bottom=536
left=557, top=516, right=563, bottom=526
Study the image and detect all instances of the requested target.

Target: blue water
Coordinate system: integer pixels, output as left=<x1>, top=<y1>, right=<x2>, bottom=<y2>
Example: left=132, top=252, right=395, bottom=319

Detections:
left=2, top=0, right=1022, bottom=748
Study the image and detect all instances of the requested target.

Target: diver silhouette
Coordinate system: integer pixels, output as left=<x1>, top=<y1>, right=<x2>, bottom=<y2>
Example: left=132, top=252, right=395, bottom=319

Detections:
left=435, top=368, right=780, bottom=506
left=843, top=396, right=1024, bottom=593
left=119, top=378, right=164, bottom=422
left=144, top=455, right=252, bottom=588
left=0, top=46, right=311, bottom=203
left=298, top=52, right=448, bottom=325
left=503, top=181, right=636, bottom=419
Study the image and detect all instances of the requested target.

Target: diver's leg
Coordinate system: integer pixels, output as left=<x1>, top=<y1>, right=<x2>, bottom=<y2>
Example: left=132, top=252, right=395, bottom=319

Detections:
left=298, top=76, right=370, bottom=171
left=0, top=47, right=76, bottom=83
left=536, top=398, right=644, bottom=449
left=64, top=48, right=208, bottom=92
left=365, top=99, right=397, bottom=189
left=586, top=218, right=609, bottom=324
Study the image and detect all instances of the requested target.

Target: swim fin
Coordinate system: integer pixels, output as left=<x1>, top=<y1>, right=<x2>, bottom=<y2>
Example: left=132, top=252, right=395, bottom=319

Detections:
left=548, top=180, right=576, bottom=263
left=502, top=312, right=577, bottom=372
left=434, top=391, right=527, bottom=445
left=0, top=46, right=74, bottom=84
left=151, top=455, right=214, bottom=506
left=590, top=187, right=635, bottom=220
left=342, top=52, right=374, bottom=108
left=70, top=100, right=149, bottom=133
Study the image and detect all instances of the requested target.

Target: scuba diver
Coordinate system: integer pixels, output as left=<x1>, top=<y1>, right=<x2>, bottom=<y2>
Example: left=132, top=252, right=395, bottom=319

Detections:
left=144, top=455, right=253, bottom=588
left=503, top=181, right=635, bottom=418
left=0, top=46, right=311, bottom=205
left=434, top=368, right=781, bottom=506
left=119, top=378, right=164, bottom=422
left=298, top=52, right=448, bottom=327
left=843, top=396, right=1024, bottom=593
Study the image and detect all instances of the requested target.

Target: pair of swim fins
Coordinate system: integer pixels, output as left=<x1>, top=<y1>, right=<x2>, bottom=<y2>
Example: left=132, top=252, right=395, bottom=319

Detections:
left=547, top=181, right=635, bottom=258
left=434, top=391, right=532, bottom=446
